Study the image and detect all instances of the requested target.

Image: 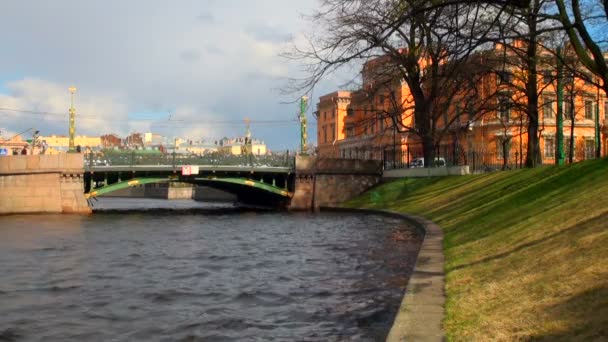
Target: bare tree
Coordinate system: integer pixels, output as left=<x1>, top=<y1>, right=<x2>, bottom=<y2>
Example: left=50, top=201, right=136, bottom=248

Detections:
left=289, top=0, right=504, bottom=167
left=554, top=0, right=608, bottom=95
left=480, top=0, right=567, bottom=167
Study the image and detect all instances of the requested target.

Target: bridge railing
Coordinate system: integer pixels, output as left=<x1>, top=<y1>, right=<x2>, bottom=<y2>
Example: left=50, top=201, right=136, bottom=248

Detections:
left=84, top=152, right=295, bottom=169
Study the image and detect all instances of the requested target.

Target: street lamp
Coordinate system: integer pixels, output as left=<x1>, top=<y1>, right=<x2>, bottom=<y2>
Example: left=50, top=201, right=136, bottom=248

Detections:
left=68, top=86, right=77, bottom=153
left=299, top=96, right=308, bottom=155
left=31, top=130, right=40, bottom=152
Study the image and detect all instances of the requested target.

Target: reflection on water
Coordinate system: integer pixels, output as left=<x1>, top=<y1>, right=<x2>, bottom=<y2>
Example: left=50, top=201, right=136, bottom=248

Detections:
left=90, top=197, right=235, bottom=211
left=0, top=200, right=422, bottom=341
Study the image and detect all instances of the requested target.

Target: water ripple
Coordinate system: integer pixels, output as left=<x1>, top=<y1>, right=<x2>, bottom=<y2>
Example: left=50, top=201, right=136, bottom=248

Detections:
left=0, top=209, right=422, bottom=341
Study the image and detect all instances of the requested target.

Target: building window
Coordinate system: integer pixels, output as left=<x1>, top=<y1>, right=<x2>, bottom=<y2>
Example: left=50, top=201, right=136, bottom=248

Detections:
left=466, top=103, right=473, bottom=120
left=346, top=125, right=355, bottom=138
left=584, top=139, right=595, bottom=159
left=499, top=97, right=510, bottom=122
left=542, top=70, right=553, bottom=85
left=564, top=137, right=574, bottom=160
left=585, top=100, right=594, bottom=120
left=543, top=96, right=554, bottom=119
left=604, top=101, right=608, bottom=120
left=544, top=137, right=555, bottom=159
left=332, top=110, right=335, bottom=118
left=564, top=71, right=574, bottom=85
left=330, top=124, right=335, bottom=141
left=370, top=120, right=375, bottom=134
left=346, top=108, right=354, bottom=116
left=497, top=71, right=511, bottom=85
left=379, top=115, right=384, bottom=131
left=322, top=126, right=327, bottom=143
left=497, top=137, right=504, bottom=156
left=564, top=96, right=573, bottom=119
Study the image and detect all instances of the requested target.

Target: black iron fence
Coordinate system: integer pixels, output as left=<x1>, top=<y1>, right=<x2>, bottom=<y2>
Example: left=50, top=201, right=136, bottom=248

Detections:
left=381, top=143, right=528, bottom=173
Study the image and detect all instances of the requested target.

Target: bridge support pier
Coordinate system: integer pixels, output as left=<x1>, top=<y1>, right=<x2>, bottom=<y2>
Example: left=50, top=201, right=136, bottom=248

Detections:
left=288, top=156, right=382, bottom=211
left=0, top=154, right=91, bottom=214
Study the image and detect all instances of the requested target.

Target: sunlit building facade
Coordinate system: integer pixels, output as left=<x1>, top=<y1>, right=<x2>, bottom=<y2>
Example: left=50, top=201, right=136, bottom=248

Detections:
left=315, top=43, right=608, bottom=167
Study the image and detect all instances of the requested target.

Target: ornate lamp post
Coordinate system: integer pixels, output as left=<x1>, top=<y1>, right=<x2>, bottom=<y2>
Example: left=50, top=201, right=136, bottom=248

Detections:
left=299, top=96, right=308, bottom=155
left=68, top=86, right=77, bottom=153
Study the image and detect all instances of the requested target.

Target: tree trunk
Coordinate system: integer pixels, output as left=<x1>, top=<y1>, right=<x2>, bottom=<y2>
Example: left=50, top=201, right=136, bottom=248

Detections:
left=422, top=135, right=435, bottom=168
left=525, top=1, right=541, bottom=168
left=502, top=138, right=511, bottom=170
left=569, top=95, right=575, bottom=163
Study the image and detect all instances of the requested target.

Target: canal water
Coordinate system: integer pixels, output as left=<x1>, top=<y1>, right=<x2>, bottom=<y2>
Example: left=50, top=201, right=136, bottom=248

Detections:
left=0, top=199, right=422, bottom=341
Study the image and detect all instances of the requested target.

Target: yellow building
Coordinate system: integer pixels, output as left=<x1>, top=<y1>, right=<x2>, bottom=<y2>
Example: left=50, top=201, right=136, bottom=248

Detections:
left=41, top=135, right=102, bottom=151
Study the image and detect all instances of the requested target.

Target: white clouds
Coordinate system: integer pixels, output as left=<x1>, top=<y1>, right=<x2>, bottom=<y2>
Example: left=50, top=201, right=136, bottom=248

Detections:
left=0, top=78, right=129, bottom=136
left=0, top=0, right=320, bottom=148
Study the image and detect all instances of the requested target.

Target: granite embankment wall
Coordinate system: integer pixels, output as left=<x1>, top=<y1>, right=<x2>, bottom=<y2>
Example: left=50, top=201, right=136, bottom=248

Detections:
left=289, top=157, right=382, bottom=210
left=0, top=154, right=91, bottom=214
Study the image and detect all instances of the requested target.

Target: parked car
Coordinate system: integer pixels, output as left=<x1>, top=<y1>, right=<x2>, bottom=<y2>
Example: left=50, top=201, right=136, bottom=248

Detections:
left=410, top=157, right=446, bottom=168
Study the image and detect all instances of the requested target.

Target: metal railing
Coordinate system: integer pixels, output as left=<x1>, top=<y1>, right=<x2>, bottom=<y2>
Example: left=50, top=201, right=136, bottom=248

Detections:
left=85, top=152, right=295, bottom=169
left=381, top=144, right=528, bottom=172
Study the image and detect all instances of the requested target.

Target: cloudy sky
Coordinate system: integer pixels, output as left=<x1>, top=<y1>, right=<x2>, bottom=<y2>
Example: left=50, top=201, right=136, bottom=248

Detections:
left=0, top=0, right=344, bottom=150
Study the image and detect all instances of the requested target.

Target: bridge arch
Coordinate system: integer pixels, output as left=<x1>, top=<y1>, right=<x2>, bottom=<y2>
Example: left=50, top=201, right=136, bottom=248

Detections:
left=85, top=177, right=292, bottom=206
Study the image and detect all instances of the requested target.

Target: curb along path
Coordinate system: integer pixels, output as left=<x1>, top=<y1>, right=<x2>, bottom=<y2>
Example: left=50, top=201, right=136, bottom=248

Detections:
left=321, top=207, right=445, bottom=341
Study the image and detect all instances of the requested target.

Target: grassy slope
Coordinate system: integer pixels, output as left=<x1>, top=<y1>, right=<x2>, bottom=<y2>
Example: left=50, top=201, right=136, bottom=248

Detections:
left=347, top=158, right=608, bottom=341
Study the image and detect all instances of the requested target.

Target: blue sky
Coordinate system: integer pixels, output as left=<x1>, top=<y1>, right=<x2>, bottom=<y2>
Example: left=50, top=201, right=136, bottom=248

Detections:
left=0, top=0, right=343, bottom=150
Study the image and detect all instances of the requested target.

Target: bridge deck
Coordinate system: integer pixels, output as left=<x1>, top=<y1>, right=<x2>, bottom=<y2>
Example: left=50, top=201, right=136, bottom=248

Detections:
left=86, top=165, right=293, bottom=173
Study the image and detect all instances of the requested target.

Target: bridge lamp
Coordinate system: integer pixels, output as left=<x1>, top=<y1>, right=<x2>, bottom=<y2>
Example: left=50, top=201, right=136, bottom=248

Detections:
left=68, top=86, right=77, bottom=153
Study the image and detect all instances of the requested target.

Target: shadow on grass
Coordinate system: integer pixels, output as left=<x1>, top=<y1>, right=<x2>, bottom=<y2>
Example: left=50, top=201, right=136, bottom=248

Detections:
left=447, top=212, right=607, bottom=272
left=440, top=160, right=608, bottom=248
left=523, top=285, right=608, bottom=341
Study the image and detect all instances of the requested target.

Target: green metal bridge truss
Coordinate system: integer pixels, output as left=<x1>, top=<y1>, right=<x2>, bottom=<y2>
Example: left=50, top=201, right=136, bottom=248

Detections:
left=85, top=177, right=291, bottom=199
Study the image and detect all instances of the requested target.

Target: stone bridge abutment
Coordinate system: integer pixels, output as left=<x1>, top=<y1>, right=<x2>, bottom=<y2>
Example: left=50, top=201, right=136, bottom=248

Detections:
left=0, top=154, right=91, bottom=214
left=289, top=156, right=382, bottom=210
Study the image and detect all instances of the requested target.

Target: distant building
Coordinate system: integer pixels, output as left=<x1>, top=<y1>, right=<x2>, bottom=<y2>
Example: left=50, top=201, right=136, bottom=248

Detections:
left=217, top=137, right=267, bottom=156
left=41, top=135, right=102, bottom=154
left=0, top=135, right=29, bottom=155
left=101, top=134, right=122, bottom=148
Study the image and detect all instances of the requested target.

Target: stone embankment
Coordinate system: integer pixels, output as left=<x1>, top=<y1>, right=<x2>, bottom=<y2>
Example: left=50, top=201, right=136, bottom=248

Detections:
left=289, top=156, right=383, bottom=210
left=323, top=207, right=445, bottom=341
left=0, top=154, right=91, bottom=214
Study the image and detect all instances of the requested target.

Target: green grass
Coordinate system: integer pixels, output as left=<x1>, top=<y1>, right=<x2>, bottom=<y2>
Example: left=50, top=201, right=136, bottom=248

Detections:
left=347, top=158, right=608, bottom=341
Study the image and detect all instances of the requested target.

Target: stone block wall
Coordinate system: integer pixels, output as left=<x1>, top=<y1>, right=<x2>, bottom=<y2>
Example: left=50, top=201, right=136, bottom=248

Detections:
left=289, top=156, right=382, bottom=210
left=383, top=165, right=470, bottom=178
left=0, top=155, right=91, bottom=214
left=290, top=175, right=315, bottom=209
left=313, top=174, right=380, bottom=207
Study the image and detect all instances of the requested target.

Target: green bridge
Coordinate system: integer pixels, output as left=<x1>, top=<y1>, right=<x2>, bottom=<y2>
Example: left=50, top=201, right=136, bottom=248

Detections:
left=84, top=152, right=296, bottom=205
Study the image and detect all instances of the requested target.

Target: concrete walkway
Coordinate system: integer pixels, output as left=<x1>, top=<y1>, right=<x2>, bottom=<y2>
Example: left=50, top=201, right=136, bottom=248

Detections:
left=322, top=208, right=445, bottom=341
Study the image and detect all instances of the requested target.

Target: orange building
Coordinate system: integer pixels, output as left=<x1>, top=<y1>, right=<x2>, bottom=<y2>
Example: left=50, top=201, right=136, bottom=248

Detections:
left=315, top=43, right=608, bottom=169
